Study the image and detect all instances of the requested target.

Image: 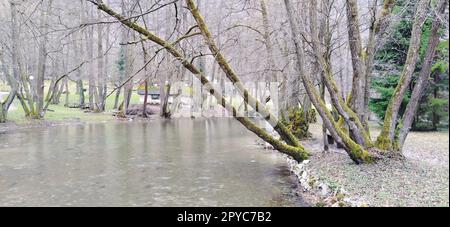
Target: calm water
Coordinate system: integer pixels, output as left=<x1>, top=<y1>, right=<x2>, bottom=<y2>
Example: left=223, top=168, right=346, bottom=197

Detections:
left=0, top=119, right=307, bottom=207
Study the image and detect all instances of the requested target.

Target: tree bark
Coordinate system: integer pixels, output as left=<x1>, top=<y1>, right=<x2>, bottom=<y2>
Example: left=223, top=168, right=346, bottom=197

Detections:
left=320, top=78, right=329, bottom=152
left=0, top=50, right=18, bottom=123
left=310, top=0, right=372, bottom=147
left=141, top=42, right=150, bottom=118
left=10, top=0, right=32, bottom=116
left=73, top=31, right=85, bottom=107
left=185, top=0, right=302, bottom=148
left=398, top=0, right=448, bottom=149
left=284, top=0, right=376, bottom=164
left=345, top=0, right=366, bottom=122
left=97, top=7, right=105, bottom=111
left=64, top=79, right=69, bottom=107
left=90, top=0, right=310, bottom=162
left=260, top=0, right=279, bottom=114
left=363, top=0, right=395, bottom=129
left=376, top=0, right=430, bottom=150
left=35, top=0, right=52, bottom=118
left=122, top=7, right=134, bottom=114
left=83, top=1, right=99, bottom=111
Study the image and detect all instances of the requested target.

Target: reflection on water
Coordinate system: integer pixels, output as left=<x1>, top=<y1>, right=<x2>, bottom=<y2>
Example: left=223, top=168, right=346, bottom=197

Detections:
left=0, top=119, right=307, bottom=207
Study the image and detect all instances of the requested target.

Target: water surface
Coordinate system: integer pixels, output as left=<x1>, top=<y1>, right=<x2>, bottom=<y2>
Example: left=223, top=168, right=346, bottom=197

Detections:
left=0, top=119, right=307, bottom=206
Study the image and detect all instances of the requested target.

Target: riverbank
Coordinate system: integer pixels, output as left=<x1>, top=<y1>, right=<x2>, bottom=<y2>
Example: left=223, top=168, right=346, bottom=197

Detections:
left=292, top=124, right=449, bottom=207
left=2, top=116, right=448, bottom=207
left=0, top=111, right=114, bottom=134
left=0, top=111, right=159, bottom=134
left=0, top=100, right=163, bottom=134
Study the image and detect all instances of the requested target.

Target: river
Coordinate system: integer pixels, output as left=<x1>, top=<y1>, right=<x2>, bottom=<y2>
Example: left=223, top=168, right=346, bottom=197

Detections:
left=0, top=119, right=308, bottom=206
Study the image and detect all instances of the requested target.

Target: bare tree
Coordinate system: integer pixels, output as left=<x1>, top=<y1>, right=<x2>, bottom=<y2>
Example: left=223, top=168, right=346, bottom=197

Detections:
left=375, top=0, right=430, bottom=150
left=398, top=0, right=448, bottom=149
left=89, top=0, right=310, bottom=162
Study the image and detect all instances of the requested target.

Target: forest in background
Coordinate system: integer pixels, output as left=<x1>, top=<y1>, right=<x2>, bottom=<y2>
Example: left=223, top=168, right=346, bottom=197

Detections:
left=0, top=0, right=448, bottom=165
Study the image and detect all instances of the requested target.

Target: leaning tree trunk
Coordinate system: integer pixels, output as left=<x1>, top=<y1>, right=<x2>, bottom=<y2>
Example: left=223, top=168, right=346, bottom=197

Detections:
left=376, top=0, right=430, bottom=151
left=0, top=92, right=16, bottom=123
left=90, top=0, right=310, bottom=162
left=309, top=0, right=372, bottom=147
left=186, top=0, right=302, bottom=148
left=0, top=92, right=15, bottom=123
left=398, top=0, right=448, bottom=150
left=53, top=52, right=70, bottom=105
left=363, top=0, right=395, bottom=130
left=284, top=0, right=377, bottom=164
left=0, top=51, right=18, bottom=123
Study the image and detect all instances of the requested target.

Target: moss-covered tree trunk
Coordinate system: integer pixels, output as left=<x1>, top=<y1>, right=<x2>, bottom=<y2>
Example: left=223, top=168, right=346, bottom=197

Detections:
left=398, top=0, right=448, bottom=149
left=284, top=0, right=377, bottom=164
left=375, top=0, right=430, bottom=151
left=363, top=0, right=395, bottom=130
left=90, top=0, right=310, bottom=162
left=186, top=0, right=302, bottom=149
left=309, top=0, right=373, bottom=148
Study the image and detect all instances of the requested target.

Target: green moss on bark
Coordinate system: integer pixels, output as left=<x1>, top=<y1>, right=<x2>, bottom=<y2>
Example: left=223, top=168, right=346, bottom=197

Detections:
left=93, top=0, right=311, bottom=163
left=282, top=107, right=313, bottom=140
left=375, top=134, right=393, bottom=151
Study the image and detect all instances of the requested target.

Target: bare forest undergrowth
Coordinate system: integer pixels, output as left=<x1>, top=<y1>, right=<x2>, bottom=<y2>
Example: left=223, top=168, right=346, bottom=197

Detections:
left=302, top=123, right=449, bottom=207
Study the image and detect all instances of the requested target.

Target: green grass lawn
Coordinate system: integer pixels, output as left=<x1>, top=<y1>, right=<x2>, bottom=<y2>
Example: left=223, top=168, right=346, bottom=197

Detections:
left=3, top=80, right=141, bottom=124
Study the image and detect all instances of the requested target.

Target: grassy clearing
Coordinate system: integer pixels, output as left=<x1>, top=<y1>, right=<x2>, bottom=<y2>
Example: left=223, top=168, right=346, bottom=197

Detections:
left=3, top=80, right=141, bottom=125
